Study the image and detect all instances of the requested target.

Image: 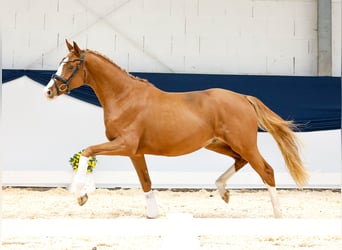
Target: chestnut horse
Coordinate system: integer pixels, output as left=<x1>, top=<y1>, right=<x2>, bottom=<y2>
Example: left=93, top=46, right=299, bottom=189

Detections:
left=45, top=40, right=308, bottom=218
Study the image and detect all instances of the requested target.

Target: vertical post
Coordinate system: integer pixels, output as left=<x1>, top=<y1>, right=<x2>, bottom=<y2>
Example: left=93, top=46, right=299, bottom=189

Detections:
left=317, top=0, right=332, bottom=75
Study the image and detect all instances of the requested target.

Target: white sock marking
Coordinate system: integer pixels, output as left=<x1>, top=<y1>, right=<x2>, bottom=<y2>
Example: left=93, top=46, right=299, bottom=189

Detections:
left=144, top=190, right=159, bottom=218
left=267, top=184, right=282, bottom=218
left=70, top=155, right=95, bottom=197
left=215, top=164, right=236, bottom=197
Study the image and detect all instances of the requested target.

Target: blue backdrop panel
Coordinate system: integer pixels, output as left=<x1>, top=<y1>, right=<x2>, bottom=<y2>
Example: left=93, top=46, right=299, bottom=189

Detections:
left=3, top=69, right=341, bottom=132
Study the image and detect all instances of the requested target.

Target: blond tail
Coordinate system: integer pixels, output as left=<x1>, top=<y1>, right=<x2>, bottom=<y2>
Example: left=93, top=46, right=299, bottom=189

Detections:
left=246, top=96, right=309, bottom=187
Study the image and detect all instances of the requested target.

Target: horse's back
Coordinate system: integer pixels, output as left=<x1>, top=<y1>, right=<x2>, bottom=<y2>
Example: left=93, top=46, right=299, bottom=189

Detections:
left=188, top=88, right=255, bottom=118
left=150, top=87, right=257, bottom=125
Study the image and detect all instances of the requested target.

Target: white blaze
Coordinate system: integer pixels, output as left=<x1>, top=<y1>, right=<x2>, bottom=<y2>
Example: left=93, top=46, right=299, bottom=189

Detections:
left=44, top=57, right=69, bottom=93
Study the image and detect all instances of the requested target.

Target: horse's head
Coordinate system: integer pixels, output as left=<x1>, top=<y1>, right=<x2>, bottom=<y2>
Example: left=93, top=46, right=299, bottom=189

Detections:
left=44, top=40, right=86, bottom=99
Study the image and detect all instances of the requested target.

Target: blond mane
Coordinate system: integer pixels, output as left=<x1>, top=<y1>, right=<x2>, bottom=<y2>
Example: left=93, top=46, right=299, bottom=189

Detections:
left=86, top=49, right=149, bottom=83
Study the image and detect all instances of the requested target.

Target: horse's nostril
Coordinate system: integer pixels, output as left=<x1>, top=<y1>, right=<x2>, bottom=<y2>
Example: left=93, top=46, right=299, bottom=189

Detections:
left=45, top=89, right=53, bottom=98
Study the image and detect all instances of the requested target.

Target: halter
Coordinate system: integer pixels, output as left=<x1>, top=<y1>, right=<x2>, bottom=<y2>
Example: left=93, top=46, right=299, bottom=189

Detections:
left=50, top=51, right=86, bottom=95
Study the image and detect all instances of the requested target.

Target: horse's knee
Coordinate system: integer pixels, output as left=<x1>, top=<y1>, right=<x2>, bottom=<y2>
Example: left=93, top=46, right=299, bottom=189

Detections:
left=81, top=147, right=93, bottom=157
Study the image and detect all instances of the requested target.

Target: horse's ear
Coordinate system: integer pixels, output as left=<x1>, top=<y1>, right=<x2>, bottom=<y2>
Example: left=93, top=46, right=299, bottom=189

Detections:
left=73, top=41, right=82, bottom=56
left=66, top=39, right=73, bottom=52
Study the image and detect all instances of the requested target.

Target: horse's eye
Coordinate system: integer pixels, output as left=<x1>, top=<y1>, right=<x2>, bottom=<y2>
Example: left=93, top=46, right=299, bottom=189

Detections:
left=68, top=65, right=74, bottom=70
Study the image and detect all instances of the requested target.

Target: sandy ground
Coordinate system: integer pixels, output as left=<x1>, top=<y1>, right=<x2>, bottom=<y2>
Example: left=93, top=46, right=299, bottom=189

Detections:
left=2, top=187, right=341, bottom=219
left=1, top=187, right=342, bottom=249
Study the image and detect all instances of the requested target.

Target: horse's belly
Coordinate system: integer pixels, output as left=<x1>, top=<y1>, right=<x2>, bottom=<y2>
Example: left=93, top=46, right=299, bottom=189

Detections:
left=138, top=126, right=214, bottom=156
left=142, top=143, right=207, bottom=156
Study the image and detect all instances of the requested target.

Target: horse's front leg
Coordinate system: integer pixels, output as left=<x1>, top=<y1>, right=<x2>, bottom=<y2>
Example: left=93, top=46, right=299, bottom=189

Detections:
left=70, top=136, right=138, bottom=204
left=130, top=155, right=158, bottom=219
left=71, top=137, right=158, bottom=218
left=69, top=154, right=95, bottom=205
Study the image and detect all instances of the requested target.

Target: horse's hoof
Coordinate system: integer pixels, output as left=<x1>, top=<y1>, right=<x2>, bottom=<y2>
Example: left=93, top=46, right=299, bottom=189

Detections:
left=77, top=193, right=88, bottom=206
left=146, top=213, right=159, bottom=219
left=222, top=191, right=230, bottom=203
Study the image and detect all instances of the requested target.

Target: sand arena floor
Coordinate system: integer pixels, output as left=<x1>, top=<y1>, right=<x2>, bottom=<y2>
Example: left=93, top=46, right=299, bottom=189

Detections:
left=1, top=187, right=341, bottom=249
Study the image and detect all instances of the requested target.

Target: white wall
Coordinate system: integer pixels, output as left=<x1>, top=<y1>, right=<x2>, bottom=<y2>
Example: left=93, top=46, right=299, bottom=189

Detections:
left=2, top=77, right=341, bottom=188
left=2, top=0, right=341, bottom=76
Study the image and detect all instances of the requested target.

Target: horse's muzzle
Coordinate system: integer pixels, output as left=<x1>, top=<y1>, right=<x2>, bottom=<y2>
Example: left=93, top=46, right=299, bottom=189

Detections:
left=46, top=88, right=53, bottom=97
left=44, top=87, right=55, bottom=99
left=44, top=79, right=56, bottom=99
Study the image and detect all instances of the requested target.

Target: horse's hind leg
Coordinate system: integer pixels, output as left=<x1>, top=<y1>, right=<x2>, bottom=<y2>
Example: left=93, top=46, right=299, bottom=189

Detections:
left=205, top=142, right=247, bottom=203
left=243, top=150, right=282, bottom=218
left=130, top=155, right=158, bottom=219
left=266, top=183, right=282, bottom=218
left=215, top=159, right=247, bottom=203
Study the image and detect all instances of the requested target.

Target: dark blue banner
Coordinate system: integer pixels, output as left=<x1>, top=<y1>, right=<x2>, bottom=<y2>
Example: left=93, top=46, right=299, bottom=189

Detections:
left=3, top=69, right=341, bottom=132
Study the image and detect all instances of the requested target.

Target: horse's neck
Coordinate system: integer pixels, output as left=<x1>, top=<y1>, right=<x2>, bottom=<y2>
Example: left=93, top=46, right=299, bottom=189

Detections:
left=85, top=52, right=136, bottom=107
